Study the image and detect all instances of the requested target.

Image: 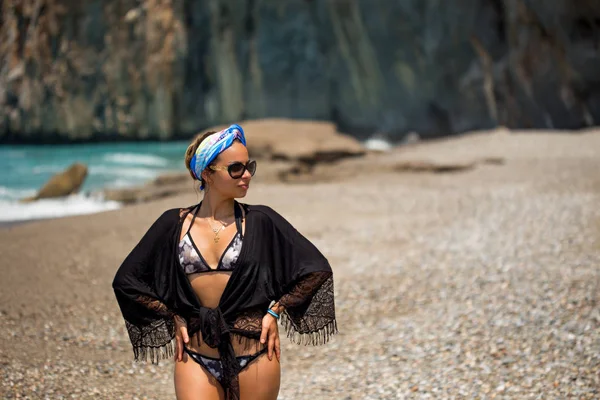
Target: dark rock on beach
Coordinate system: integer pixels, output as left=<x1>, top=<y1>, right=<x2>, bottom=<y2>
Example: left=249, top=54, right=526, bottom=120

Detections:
left=103, top=118, right=367, bottom=203
left=207, top=119, right=366, bottom=164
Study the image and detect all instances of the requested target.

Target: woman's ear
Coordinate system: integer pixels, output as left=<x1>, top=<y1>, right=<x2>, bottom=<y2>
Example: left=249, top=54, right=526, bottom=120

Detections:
left=201, top=170, right=211, bottom=186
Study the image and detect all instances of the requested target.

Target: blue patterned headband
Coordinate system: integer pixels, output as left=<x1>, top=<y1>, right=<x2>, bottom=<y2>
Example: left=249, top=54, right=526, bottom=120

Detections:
left=189, top=124, right=246, bottom=190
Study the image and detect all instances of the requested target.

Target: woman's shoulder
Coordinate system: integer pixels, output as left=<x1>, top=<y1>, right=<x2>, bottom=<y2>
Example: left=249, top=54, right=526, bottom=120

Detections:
left=243, top=203, right=282, bottom=219
left=242, top=203, right=295, bottom=230
left=157, top=207, right=185, bottom=221
left=151, top=204, right=196, bottom=227
left=143, top=208, right=181, bottom=232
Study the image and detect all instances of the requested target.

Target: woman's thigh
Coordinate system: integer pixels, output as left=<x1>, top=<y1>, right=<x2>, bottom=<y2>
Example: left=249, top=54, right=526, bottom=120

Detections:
left=173, top=352, right=225, bottom=400
left=238, top=353, right=281, bottom=400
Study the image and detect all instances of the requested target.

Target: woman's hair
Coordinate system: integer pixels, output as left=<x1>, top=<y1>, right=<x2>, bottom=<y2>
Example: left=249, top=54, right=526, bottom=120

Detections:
left=184, top=130, right=217, bottom=183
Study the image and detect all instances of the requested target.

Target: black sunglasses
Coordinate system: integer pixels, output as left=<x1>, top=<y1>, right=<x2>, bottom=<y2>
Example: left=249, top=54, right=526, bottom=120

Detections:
left=209, top=159, right=257, bottom=179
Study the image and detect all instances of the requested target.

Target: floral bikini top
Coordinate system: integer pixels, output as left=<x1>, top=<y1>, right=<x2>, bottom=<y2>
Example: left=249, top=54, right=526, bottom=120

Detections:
left=177, top=205, right=243, bottom=274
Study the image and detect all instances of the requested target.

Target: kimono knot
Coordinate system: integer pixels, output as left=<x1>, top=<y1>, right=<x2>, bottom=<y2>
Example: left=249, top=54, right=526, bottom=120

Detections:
left=197, top=306, right=239, bottom=393
left=198, top=306, right=230, bottom=348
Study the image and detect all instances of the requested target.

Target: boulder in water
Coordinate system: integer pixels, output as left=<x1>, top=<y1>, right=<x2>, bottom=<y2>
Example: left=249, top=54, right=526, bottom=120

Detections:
left=21, top=163, right=88, bottom=202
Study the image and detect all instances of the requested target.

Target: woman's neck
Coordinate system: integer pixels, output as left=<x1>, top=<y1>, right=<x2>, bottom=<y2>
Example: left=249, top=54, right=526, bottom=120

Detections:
left=198, top=192, right=235, bottom=220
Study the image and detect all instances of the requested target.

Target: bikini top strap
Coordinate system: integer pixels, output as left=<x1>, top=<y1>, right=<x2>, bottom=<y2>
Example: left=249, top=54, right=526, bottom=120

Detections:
left=234, top=201, right=243, bottom=236
left=185, top=202, right=201, bottom=236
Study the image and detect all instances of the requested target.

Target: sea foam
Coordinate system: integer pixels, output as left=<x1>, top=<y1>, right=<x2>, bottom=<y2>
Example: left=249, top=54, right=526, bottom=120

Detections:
left=0, top=193, right=121, bottom=223
left=103, top=152, right=169, bottom=167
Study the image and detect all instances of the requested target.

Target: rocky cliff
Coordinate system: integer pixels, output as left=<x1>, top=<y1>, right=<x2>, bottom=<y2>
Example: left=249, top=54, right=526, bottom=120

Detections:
left=1, top=0, right=599, bottom=143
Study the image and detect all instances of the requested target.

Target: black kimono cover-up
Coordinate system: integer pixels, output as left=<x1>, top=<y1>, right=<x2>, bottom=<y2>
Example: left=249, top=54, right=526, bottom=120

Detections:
left=112, top=202, right=337, bottom=399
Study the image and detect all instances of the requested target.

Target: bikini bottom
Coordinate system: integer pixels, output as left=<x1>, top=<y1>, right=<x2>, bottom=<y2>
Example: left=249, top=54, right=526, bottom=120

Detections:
left=183, top=345, right=268, bottom=385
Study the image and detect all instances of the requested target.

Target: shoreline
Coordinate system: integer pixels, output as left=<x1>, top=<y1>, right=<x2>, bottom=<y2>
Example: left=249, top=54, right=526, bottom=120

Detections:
left=0, top=214, right=90, bottom=229
left=0, top=192, right=125, bottom=227
left=0, top=219, right=34, bottom=228
left=2, top=125, right=599, bottom=228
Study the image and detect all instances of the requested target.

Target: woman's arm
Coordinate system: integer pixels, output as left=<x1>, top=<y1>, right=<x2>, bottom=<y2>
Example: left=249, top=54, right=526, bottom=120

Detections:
left=112, top=208, right=181, bottom=363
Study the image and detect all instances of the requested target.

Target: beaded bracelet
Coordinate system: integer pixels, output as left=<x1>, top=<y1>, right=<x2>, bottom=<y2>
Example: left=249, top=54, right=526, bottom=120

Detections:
left=267, top=309, right=280, bottom=320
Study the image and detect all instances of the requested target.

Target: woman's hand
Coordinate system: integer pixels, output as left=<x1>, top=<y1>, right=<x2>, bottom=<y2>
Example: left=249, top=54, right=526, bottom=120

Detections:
left=174, top=315, right=189, bottom=362
left=260, top=311, right=281, bottom=362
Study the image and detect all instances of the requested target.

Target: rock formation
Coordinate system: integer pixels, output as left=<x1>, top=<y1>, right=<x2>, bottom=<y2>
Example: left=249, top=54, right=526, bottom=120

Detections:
left=1, top=0, right=599, bottom=143
left=208, top=119, right=366, bottom=163
left=21, top=162, right=88, bottom=201
left=102, top=118, right=367, bottom=203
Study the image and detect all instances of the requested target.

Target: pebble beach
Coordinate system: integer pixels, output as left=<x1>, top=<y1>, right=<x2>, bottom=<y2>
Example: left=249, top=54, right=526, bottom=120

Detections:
left=1, top=128, right=599, bottom=399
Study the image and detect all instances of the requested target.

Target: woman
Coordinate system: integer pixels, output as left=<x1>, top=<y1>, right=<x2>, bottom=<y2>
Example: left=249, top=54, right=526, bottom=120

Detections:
left=112, top=124, right=337, bottom=400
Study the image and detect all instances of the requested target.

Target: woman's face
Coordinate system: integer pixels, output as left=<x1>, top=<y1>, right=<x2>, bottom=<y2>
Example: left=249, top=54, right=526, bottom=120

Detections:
left=202, top=141, right=252, bottom=198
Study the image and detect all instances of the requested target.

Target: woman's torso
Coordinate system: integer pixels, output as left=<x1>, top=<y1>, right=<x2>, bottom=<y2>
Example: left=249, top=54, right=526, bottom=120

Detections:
left=178, top=205, right=265, bottom=357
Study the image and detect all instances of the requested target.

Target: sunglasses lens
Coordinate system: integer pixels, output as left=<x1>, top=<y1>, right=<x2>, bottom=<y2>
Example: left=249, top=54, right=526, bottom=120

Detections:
left=228, top=160, right=257, bottom=179
left=247, top=160, right=257, bottom=176
left=228, top=163, right=245, bottom=178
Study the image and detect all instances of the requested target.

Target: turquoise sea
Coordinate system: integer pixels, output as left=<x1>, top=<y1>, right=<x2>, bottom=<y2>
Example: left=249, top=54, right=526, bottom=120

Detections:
left=0, top=141, right=191, bottom=222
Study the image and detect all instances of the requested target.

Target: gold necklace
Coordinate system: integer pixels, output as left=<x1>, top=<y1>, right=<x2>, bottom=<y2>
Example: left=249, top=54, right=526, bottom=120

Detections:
left=205, top=213, right=234, bottom=243
left=206, top=219, right=224, bottom=243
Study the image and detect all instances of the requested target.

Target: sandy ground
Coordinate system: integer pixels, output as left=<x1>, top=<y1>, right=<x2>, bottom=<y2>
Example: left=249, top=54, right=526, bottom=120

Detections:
left=1, top=128, right=599, bottom=399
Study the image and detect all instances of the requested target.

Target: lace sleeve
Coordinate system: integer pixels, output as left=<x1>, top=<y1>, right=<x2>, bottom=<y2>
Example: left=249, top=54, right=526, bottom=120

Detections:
left=120, top=294, right=177, bottom=363
left=275, top=271, right=337, bottom=345
left=112, top=209, right=182, bottom=364
left=136, top=295, right=176, bottom=318
left=259, top=205, right=338, bottom=346
left=276, top=271, right=330, bottom=310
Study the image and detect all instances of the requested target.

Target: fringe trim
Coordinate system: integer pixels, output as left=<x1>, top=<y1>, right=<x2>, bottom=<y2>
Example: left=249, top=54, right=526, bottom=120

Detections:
left=132, top=338, right=175, bottom=365
left=230, top=332, right=264, bottom=352
left=280, top=314, right=338, bottom=346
